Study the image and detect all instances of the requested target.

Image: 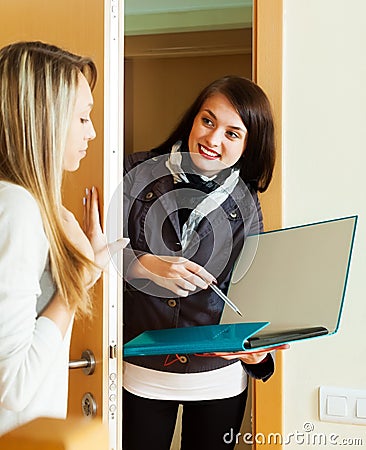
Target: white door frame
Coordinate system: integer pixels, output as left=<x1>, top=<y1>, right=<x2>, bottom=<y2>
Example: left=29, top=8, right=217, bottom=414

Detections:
left=103, top=1, right=124, bottom=448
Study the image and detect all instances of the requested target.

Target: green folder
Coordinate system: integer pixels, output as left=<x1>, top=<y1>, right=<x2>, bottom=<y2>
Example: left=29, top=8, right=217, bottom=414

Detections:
left=123, top=322, right=269, bottom=357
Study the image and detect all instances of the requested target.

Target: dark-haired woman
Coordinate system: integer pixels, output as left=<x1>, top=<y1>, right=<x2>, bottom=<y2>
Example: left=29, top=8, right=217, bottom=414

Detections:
left=123, top=76, right=283, bottom=450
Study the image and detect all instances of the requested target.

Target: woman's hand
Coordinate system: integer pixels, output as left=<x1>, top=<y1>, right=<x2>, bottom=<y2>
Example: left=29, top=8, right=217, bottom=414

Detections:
left=82, top=187, right=106, bottom=270
left=61, top=205, right=94, bottom=261
left=83, top=186, right=129, bottom=274
left=211, top=344, right=290, bottom=364
left=131, top=254, right=216, bottom=297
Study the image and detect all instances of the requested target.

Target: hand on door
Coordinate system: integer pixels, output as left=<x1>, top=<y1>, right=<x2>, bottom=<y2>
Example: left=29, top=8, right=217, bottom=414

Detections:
left=61, top=205, right=95, bottom=263
left=83, top=186, right=129, bottom=280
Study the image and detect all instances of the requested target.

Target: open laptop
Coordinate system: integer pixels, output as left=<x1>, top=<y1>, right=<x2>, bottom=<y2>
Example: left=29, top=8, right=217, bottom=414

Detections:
left=221, top=215, right=358, bottom=350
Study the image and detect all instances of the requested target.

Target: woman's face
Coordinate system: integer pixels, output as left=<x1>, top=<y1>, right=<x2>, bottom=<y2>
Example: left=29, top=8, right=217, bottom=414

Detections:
left=188, top=92, right=247, bottom=177
left=63, top=73, right=96, bottom=172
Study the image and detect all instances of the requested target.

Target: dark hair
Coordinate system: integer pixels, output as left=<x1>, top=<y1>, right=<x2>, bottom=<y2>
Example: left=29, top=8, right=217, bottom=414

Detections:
left=153, top=76, right=275, bottom=192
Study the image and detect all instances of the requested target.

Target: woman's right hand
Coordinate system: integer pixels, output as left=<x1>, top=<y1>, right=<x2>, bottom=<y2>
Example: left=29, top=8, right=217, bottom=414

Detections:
left=131, top=254, right=216, bottom=297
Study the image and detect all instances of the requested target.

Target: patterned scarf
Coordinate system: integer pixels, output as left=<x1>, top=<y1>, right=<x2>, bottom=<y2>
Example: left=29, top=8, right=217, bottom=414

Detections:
left=165, top=141, right=240, bottom=251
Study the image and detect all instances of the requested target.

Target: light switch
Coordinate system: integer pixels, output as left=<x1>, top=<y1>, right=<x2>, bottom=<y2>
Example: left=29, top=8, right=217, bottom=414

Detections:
left=356, top=398, right=366, bottom=418
left=326, top=395, right=347, bottom=416
left=319, top=386, right=366, bottom=424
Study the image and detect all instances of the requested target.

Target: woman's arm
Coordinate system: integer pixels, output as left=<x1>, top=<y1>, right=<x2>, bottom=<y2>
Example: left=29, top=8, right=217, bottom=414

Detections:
left=40, top=293, right=73, bottom=337
left=211, top=344, right=289, bottom=381
left=0, top=186, right=66, bottom=411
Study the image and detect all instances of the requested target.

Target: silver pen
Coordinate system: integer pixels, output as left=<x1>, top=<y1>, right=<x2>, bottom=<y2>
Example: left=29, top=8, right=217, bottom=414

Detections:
left=210, top=283, right=243, bottom=317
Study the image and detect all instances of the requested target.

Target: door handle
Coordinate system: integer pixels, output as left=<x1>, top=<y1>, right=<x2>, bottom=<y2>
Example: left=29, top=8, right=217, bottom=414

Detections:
left=69, top=349, right=96, bottom=375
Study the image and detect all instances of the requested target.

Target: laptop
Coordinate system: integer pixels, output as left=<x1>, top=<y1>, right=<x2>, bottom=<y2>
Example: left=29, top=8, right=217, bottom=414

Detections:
left=221, top=215, right=358, bottom=350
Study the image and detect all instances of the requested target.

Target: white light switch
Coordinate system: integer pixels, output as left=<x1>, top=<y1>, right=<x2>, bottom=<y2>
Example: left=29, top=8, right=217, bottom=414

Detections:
left=319, top=386, right=366, bottom=424
left=356, top=398, right=366, bottom=418
left=326, top=395, right=347, bottom=416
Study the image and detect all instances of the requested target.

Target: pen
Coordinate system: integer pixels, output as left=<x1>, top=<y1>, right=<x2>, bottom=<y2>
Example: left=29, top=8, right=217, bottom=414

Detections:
left=209, top=283, right=243, bottom=317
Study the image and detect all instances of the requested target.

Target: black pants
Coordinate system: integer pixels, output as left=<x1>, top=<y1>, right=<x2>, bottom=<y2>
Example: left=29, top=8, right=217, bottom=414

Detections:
left=122, top=388, right=247, bottom=450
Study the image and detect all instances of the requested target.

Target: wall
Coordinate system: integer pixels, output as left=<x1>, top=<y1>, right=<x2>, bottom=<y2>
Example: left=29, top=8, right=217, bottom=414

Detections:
left=124, top=0, right=252, bottom=35
left=282, top=0, right=366, bottom=447
left=125, top=0, right=251, bottom=14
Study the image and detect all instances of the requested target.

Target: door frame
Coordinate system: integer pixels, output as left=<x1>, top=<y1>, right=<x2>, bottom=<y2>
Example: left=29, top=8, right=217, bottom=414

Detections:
left=252, top=1, right=284, bottom=448
left=103, top=0, right=124, bottom=448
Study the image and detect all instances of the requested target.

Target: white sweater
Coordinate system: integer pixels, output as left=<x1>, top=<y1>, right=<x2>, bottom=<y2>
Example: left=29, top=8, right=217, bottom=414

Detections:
left=0, top=181, right=72, bottom=436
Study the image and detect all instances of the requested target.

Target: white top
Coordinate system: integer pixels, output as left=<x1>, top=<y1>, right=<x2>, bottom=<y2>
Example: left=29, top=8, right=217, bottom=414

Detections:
left=123, top=361, right=247, bottom=401
left=0, top=182, right=72, bottom=436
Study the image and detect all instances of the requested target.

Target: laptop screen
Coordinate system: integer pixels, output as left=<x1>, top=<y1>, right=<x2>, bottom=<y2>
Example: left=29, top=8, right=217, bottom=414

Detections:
left=221, top=216, right=357, bottom=346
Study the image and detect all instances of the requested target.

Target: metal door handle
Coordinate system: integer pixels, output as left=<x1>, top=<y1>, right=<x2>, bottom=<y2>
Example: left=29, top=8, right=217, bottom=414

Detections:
left=69, top=349, right=96, bottom=375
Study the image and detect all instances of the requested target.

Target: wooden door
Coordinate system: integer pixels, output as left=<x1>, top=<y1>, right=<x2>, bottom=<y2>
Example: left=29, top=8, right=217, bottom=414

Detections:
left=0, top=1, right=123, bottom=448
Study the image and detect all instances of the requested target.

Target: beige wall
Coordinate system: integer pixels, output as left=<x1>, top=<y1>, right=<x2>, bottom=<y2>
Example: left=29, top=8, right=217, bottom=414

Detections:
left=282, top=0, right=366, bottom=447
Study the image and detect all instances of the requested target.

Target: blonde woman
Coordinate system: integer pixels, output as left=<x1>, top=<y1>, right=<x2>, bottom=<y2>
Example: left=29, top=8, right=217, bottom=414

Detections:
left=0, top=41, right=126, bottom=435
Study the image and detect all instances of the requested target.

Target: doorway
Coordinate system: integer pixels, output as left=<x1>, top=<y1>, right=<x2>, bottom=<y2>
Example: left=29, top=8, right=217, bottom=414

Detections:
left=123, top=3, right=255, bottom=449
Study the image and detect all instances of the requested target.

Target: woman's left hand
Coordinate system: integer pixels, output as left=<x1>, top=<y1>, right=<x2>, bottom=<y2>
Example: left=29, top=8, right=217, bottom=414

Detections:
left=83, top=186, right=129, bottom=274
left=209, top=344, right=290, bottom=364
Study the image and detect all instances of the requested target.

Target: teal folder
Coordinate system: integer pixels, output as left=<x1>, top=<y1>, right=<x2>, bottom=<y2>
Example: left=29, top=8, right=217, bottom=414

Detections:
left=123, top=215, right=357, bottom=357
left=123, top=322, right=269, bottom=357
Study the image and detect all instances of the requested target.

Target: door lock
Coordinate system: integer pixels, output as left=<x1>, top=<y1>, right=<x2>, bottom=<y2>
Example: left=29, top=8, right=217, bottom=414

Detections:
left=82, top=392, right=97, bottom=418
left=68, top=349, right=96, bottom=375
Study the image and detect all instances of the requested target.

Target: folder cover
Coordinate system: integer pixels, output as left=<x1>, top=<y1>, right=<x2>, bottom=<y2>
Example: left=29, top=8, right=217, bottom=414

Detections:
left=123, top=322, right=269, bottom=357
left=123, top=216, right=357, bottom=357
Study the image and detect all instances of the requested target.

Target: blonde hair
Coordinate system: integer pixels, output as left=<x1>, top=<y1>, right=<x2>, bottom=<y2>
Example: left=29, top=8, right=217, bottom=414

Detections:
left=0, top=41, right=98, bottom=316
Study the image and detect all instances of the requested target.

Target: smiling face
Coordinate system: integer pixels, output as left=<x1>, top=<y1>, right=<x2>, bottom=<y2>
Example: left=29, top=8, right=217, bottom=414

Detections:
left=188, top=92, right=248, bottom=177
left=63, top=73, right=96, bottom=172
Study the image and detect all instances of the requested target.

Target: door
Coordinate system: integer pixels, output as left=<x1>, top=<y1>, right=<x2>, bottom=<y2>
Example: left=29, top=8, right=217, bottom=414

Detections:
left=0, top=1, right=124, bottom=449
left=67, top=2, right=123, bottom=449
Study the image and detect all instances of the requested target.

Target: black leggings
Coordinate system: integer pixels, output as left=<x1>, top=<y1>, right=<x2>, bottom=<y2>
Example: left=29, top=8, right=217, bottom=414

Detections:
left=122, top=388, right=248, bottom=450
